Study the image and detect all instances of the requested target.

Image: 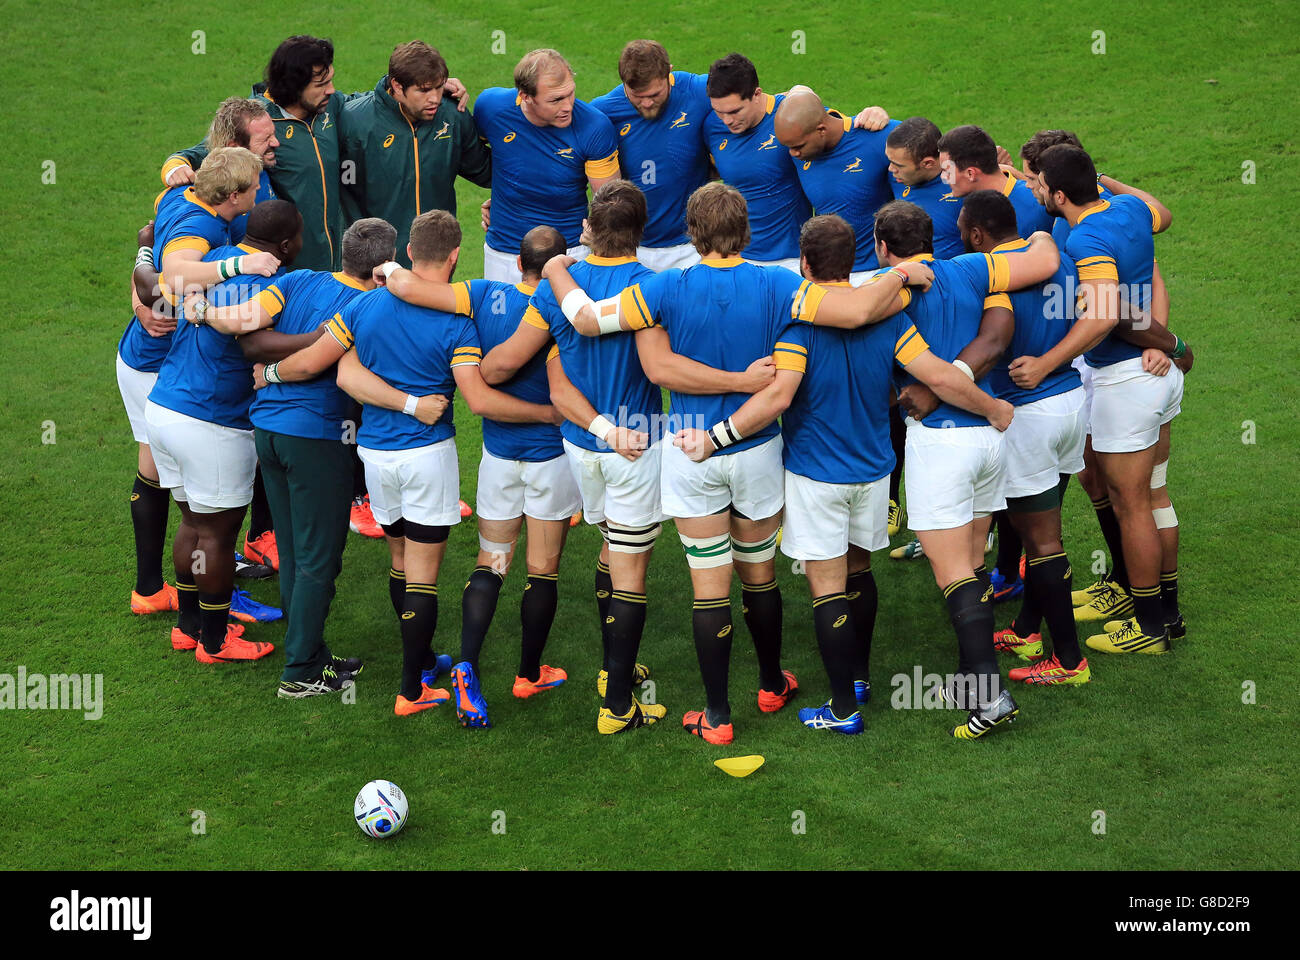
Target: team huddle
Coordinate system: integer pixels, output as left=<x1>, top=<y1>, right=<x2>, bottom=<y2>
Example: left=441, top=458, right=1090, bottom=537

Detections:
left=117, top=35, right=1193, bottom=742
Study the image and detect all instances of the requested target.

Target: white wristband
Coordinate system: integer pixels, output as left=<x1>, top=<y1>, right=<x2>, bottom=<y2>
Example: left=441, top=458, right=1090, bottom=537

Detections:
left=953, top=359, right=975, bottom=381
left=587, top=414, right=616, bottom=441
left=380, top=261, right=401, bottom=279
left=402, top=394, right=419, bottom=416
left=561, top=288, right=595, bottom=326
left=707, top=417, right=743, bottom=451
left=263, top=362, right=283, bottom=384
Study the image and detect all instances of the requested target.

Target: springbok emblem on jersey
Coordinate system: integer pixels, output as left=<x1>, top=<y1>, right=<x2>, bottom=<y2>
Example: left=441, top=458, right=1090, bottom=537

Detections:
left=669, top=111, right=689, bottom=128
left=434, top=121, right=450, bottom=140
left=843, top=157, right=863, bottom=173
left=758, top=133, right=778, bottom=150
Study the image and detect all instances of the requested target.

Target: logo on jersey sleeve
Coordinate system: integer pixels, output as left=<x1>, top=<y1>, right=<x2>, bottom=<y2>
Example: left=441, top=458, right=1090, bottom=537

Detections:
left=758, top=134, right=778, bottom=150
left=382, top=134, right=395, bottom=148
left=717, top=138, right=728, bottom=151
left=843, top=157, right=863, bottom=173
left=620, top=122, right=631, bottom=136
left=669, top=111, right=689, bottom=129
left=285, top=125, right=295, bottom=140
left=434, top=121, right=450, bottom=140
left=504, top=132, right=516, bottom=142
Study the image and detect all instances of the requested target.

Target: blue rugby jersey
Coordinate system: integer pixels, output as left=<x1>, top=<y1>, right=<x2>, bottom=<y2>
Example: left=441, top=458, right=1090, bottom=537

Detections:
left=337, top=287, right=482, bottom=451
left=999, top=172, right=1054, bottom=238
left=457, top=278, right=563, bottom=462
left=783, top=280, right=930, bottom=484
left=526, top=256, right=660, bottom=453
left=892, top=173, right=964, bottom=260
left=1065, top=194, right=1164, bottom=369
left=981, top=239, right=1082, bottom=406
left=617, top=259, right=820, bottom=453
left=474, top=87, right=620, bottom=251
left=792, top=113, right=900, bottom=271
left=892, top=251, right=1014, bottom=428
left=118, top=186, right=231, bottom=372
left=147, top=243, right=283, bottom=430
left=704, top=93, right=811, bottom=262
left=591, top=72, right=711, bottom=249
left=248, top=269, right=370, bottom=441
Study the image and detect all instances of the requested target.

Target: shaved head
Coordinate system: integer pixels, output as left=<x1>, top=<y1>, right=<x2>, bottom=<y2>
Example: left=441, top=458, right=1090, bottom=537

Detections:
left=774, top=87, right=839, bottom=161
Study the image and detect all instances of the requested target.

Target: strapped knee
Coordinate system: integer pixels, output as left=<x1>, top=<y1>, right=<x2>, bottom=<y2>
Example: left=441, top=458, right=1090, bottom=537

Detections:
left=1152, top=503, right=1178, bottom=529
left=1150, top=460, right=1169, bottom=489
left=731, top=529, right=779, bottom=564
left=606, top=520, right=660, bottom=554
left=679, top=531, right=733, bottom=569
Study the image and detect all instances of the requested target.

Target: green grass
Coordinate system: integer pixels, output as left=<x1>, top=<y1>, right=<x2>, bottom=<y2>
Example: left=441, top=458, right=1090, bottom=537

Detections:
left=2, top=0, right=1298, bottom=870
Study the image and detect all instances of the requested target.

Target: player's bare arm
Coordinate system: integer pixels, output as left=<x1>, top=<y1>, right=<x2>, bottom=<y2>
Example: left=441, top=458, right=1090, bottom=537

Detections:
left=899, top=303, right=1014, bottom=420
left=334, top=349, right=449, bottom=425
left=1009, top=277, right=1117, bottom=390
left=805, top=263, right=930, bottom=330
left=161, top=247, right=279, bottom=301
left=185, top=294, right=275, bottom=335
left=454, top=363, right=559, bottom=424
left=634, top=327, right=776, bottom=395
left=480, top=320, right=552, bottom=385
left=255, top=325, right=349, bottom=387
left=902, top=348, right=1014, bottom=431
left=546, top=352, right=645, bottom=461
left=674, top=368, right=804, bottom=463
left=380, top=263, right=464, bottom=313
left=237, top=328, right=325, bottom=364
left=1098, top=175, right=1172, bottom=233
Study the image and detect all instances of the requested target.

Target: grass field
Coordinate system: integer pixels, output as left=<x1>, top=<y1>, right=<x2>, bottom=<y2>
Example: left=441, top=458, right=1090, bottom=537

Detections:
left=2, top=0, right=1298, bottom=870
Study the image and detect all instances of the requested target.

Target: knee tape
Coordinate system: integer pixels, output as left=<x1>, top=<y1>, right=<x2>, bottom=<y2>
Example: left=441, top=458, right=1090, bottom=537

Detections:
left=1150, top=460, right=1169, bottom=489
left=606, top=520, right=660, bottom=554
left=731, top=530, right=779, bottom=564
left=479, top=536, right=514, bottom=555
left=1152, top=503, right=1178, bottom=529
left=679, top=531, right=733, bottom=569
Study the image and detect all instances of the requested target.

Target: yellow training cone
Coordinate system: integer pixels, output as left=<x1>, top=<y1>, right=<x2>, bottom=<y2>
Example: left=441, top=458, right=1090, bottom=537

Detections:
left=714, top=755, right=765, bottom=778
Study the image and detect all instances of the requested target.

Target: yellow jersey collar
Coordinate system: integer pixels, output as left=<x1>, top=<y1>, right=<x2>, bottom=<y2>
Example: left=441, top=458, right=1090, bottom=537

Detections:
left=820, top=280, right=852, bottom=286
left=1001, top=173, right=1017, bottom=197
left=899, top=253, right=935, bottom=264
left=991, top=238, right=1027, bottom=253
left=516, top=281, right=538, bottom=295
left=586, top=254, right=637, bottom=266
left=764, top=93, right=776, bottom=115
left=1075, top=199, right=1111, bottom=224
left=332, top=271, right=368, bottom=291
left=700, top=257, right=744, bottom=268
left=183, top=187, right=219, bottom=217
left=236, top=242, right=260, bottom=255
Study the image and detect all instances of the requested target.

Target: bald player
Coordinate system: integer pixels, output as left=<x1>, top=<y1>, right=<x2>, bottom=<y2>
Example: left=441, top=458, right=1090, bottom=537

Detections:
left=775, top=88, right=899, bottom=283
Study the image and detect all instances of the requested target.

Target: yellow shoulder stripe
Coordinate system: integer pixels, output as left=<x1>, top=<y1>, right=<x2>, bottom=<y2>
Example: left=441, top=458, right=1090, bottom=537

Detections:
left=453, top=281, right=472, bottom=317
left=522, top=304, right=549, bottom=331
left=894, top=325, right=928, bottom=365
left=585, top=150, right=620, bottom=179
left=983, top=293, right=1012, bottom=311
left=325, top=314, right=353, bottom=350
left=985, top=253, right=1012, bottom=293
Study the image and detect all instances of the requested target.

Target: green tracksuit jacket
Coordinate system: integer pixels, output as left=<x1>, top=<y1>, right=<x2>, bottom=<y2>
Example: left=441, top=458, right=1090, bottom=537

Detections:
left=339, top=76, right=493, bottom=266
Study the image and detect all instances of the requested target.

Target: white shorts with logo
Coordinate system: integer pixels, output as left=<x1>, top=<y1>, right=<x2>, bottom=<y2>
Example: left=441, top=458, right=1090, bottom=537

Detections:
left=562, top=438, right=663, bottom=528
left=476, top=447, right=582, bottom=522
left=1003, top=386, right=1087, bottom=499
left=743, top=256, right=801, bottom=275
left=1089, top=357, right=1183, bottom=454
left=780, top=471, right=890, bottom=561
left=660, top=434, right=785, bottom=520
left=636, top=243, right=701, bottom=272
left=904, top=420, right=1006, bottom=531
left=484, top=242, right=591, bottom=284
left=359, top=438, right=462, bottom=528
left=144, top=400, right=257, bottom=512
left=117, top=353, right=157, bottom=443
left=1072, top=356, right=1096, bottom=434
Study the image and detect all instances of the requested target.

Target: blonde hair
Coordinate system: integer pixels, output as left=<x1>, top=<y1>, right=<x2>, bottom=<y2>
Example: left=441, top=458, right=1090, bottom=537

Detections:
left=514, top=48, right=572, bottom=97
left=194, top=146, right=262, bottom=206
left=685, top=181, right=750, bottom=256
left=205, top=97, right=269, bottom=151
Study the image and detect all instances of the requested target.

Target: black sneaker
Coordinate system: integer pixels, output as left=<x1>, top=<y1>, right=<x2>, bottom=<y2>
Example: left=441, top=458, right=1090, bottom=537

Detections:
left=277, top=665, right=355, bottom=699
left=951, top=689, right=1019, bottom=740
left=235, top=551, right=275, bottom=580
left=1165, top=614, right=1186, bottom=642
left=331, top=653, right=364, bottom=676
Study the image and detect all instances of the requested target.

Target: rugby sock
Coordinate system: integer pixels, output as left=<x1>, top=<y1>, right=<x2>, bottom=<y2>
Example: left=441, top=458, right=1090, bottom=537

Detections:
left=175, top=574, right=200, bottom=637
left=388, top=568, right=405, bottom=618
left=845, top=569, right=878, bottom=683
left=812, top=593, right=858, bottom=720
left=247, top=467, right=272, bottom=540
left=595, top=560, right=613, bottom=670
left=1131, top=584, right=1165, bottom=638
left=943, top=577, right=1001, bottom=707
left=994, top=511, right=1022, bottom=583
left=130, top=471, right=170, bottom=595
left=399, top=584, right=438, bottom=701
left=459, top=565, right=504, bottom=671
left=974, top=563, right=991, bottom=594
left=741, top=579, right=785, bottom=693
left=603, top=590, right=647, bottom=715
left=198, top=590, right=232, bottom=655
left=888, top=412, right=905, bottom=504
left=519, top=574, right=559, bottom=682
left=1026, top=553, right=1082, bottom=669
left=1011, top=572, right=1044, bottom=637
left=1091, top=497, right=1130, bottom=590
left=691, top=597, right=733, bottom=726
left=1160, top=569, right=1180, bottom=622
